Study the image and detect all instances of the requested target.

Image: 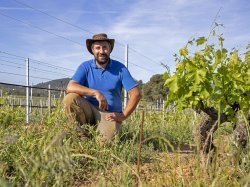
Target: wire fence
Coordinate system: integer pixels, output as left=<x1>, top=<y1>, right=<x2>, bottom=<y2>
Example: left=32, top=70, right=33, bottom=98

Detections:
left=0, top=49, right=168, bottom=123
left=0, top=81, right=66, bottom=123
left=0, top=82, right=166, bottom=110
left=0, top=81, right=169, bottom=124
left=0, top=81, right=65, bottom=105
left=0, top=0, right=170, bottom=83
left=0, top=1, right=171, bottom=124
left=0, top=49, right=169, bottom=124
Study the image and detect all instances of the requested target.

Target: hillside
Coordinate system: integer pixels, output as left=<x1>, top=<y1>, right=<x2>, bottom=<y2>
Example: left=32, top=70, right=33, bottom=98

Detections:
left=35, top=78, right=70, bottom=90
left=0, top=74, right=168, bottom=101
left=0, top=78, right=70, bottom=97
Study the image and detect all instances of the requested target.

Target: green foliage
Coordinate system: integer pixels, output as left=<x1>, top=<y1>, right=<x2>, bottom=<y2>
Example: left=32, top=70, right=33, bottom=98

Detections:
left=0, top=104, right=199, bottom=186
left=0, top=103, right=249, bottom=186
left=142, top=74, right=169, bottom=101
left=245, top=43, right=250, bottom=64
left=196, top=36, right=207, bottom=46
left=0, top=105, right=25, bottom=127
left=164, top=30, right=250, bottom=118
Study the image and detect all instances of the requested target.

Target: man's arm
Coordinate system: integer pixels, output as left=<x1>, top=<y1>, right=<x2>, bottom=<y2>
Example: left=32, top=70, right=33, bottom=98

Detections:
left=123, top=86, right=141, bottom=118
left=66, top=80, right=108, bottom=110
left=105, top=86, right=141, bottom=123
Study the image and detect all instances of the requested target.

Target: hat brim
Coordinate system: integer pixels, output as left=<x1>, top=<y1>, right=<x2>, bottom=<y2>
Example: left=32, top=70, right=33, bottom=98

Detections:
left=86, top=39, right=115, bottom=55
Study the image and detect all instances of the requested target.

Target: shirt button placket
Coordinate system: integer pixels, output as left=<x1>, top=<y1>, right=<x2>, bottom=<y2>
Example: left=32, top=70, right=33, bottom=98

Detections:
left=101, top=70, right=105, bottom=78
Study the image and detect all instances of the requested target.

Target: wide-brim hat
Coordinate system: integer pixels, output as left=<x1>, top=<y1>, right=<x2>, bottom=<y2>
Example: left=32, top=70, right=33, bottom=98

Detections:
left=86, top=33, right=115, bottom=55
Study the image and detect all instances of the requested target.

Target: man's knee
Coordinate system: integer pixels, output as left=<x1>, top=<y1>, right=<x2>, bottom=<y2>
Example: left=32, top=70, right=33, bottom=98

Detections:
left=63, top=93, right=95, bottom=125
left=97, top=112, right=122, bottom=143
left=97, top=122, right=121, bottom=144
left=63, top=93, right=81, bottom=107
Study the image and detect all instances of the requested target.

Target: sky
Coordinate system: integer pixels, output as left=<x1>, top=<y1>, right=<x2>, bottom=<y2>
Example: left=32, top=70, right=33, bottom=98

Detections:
left=0, top=0, right=250, bottom=85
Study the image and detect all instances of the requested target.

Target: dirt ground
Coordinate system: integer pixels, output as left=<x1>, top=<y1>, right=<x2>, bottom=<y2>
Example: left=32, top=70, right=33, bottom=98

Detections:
left=75, top=135, right=234, bottom=187
left=75, top=144, right=198, bottom=187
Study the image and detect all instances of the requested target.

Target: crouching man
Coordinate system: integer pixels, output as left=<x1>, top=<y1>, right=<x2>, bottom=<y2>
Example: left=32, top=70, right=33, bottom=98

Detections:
left=63, top=33, right=141, bottom=143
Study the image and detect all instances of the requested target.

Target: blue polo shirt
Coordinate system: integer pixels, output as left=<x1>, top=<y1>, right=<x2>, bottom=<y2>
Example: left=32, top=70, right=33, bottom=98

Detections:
left=72, top=59, right=137, bottom=112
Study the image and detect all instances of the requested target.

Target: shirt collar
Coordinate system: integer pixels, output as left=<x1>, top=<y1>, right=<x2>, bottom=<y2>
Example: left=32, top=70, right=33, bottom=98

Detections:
left=91, top=58, right=113, bottom=69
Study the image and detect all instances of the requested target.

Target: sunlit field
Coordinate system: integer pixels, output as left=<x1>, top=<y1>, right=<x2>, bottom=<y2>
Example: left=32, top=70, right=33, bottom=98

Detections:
left=0, top=98, right=249, bottom=187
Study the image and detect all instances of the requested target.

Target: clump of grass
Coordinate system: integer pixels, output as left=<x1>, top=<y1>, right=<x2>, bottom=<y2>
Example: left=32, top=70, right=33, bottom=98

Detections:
left=0, top=102, right=249, bottom=186
left=0, top=105, right=25, bottom=127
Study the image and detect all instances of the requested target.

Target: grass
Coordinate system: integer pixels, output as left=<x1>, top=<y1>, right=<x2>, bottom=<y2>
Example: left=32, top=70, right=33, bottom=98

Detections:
left=0, top=100, right=249, bottom=186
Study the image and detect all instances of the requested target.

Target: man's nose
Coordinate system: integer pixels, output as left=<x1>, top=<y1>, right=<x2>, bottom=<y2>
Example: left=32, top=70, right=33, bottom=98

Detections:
left=100, top=48, right=105, bottom=53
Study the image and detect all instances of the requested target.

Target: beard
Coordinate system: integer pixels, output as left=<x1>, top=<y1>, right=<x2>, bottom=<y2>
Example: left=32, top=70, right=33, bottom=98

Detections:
left=95, top=53, right=109, bottom=65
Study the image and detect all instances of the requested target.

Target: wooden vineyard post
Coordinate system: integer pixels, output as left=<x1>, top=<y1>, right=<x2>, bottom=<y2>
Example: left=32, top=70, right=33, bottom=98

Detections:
left=40, top=100, right=43, bottom=116
left=26, top=58, right=29, bottom=124
left=137, top=110, right=145, bottom=178
left=48, top=84, right=51, bottom=115
left=162, top=100, right=165, bottom=120
left=30, top=86, right=32, bottom=113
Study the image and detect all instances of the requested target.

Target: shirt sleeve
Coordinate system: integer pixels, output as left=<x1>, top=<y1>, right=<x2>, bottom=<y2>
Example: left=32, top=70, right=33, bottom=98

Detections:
left=71, top=64, right=87, bottom=85
left=121, top=67, right=138, bottom=91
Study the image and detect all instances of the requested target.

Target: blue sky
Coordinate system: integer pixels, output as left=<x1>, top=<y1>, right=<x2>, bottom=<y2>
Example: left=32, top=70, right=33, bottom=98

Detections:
left=0, top=0, right=250, bottom=85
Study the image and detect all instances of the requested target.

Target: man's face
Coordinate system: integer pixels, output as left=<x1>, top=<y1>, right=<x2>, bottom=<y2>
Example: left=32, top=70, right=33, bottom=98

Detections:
left=91, top=41, right=111, bottom=65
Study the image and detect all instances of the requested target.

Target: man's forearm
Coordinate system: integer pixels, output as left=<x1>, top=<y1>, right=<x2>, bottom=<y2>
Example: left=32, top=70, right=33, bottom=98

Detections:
left=123, top=96, right=140, bottom=117
left=67, top=80, right=97, bottom=96
left=123, top=87, right=141, bottom=118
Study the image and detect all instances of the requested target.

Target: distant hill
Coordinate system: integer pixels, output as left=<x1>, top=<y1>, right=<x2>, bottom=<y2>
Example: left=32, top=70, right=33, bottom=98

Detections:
left=0, top=78, right=70, bottom=97
left=33, top=78, right=70, bottom=97
left=35, top=78, right=70, bottom=90
left=0, top=74, right=169, bottom=101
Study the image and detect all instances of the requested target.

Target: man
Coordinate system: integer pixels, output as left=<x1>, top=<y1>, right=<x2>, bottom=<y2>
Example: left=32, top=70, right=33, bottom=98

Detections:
left=63, top=33, right=141, bottom=143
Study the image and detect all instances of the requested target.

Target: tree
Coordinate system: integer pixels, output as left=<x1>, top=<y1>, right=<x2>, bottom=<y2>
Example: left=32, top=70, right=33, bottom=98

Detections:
left=142, top=74, right=168, bottom=102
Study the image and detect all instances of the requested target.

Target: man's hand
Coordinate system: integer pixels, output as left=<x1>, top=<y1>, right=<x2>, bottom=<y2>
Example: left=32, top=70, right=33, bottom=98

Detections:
left=105, top=112, right=126, bottom=123
left=95, top=91, right=108, bottom=111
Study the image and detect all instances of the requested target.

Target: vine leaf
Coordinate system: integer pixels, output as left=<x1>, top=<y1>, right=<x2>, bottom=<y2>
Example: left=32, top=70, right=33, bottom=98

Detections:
left=196, top=37, right=207, bottom=46
left=164, top=30, right=250, bottom=120
left=179, top=46, right=188, bottom=56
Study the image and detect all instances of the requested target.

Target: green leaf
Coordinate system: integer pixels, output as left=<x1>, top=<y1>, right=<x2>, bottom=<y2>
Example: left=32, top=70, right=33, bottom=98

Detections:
left=191, top=68, right=207, bottom=85
left=215, top=22, right=223, bottom=27
left=186, top=63, right=196, bottom=72
left=219, top=36, right=224, bottom=47
left=179, top=46, right=188, bottom=56
left=196, top=37, right=207, bottom=46
left=212, top=49, right=222, bottom=71
left=188, top=39, right=194, bottom=45
left=200, top=88, right=210, bottom=99
left=176, top=62, right=185, bottom=72
left=164, top=76, right=178, bottom=93
left=162, top=72, right=170, bottom=80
